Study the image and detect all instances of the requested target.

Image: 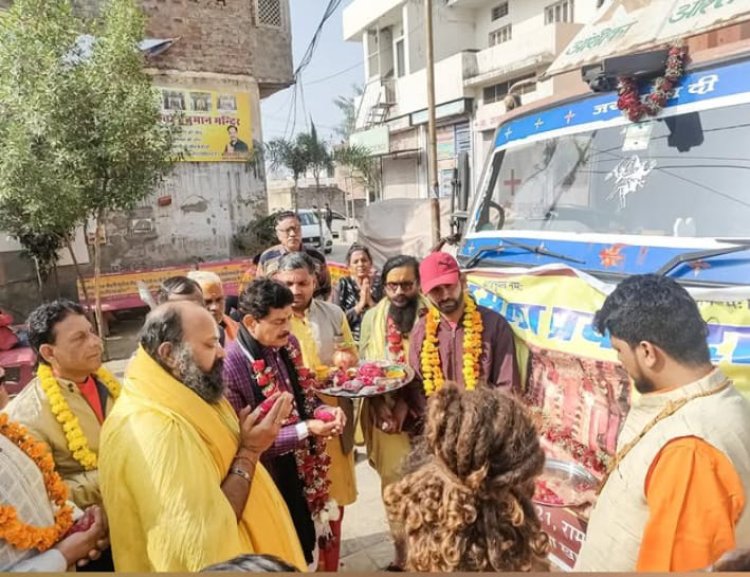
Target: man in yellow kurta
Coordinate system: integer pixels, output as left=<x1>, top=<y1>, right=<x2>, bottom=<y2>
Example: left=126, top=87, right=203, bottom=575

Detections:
left=358, top=255, right=427, bottom=571
left=99, top=302, right=306, bottom=572
left=5, top=300, right=117, bottom=511
left=275, top=252, right=357, bottom=572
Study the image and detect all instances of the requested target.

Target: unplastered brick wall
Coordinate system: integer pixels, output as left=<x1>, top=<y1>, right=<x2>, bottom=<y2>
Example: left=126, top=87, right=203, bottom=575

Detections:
left=72, top=0, right=292, bottom=86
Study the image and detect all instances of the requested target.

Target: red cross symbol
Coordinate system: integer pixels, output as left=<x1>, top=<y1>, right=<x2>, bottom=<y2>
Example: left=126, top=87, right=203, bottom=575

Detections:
left=504, top=169, right=522, bottom=196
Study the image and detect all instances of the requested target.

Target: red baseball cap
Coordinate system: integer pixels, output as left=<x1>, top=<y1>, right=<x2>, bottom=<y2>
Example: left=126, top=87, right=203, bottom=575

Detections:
left=420, top=252, right=461, bottom=294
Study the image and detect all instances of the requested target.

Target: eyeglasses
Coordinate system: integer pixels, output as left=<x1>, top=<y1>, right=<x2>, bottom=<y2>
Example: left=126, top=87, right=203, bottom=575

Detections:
left=277, top=226, right=301, bottom=236
left=385, top=281, right=415, bottom=292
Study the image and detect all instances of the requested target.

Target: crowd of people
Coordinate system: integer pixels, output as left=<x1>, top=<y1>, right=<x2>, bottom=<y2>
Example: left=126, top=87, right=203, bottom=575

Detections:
left=1, top=209, right=750, bottom=573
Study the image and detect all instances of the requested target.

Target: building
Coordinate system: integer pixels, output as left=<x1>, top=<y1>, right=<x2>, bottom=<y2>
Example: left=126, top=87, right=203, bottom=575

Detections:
left=343, top=0, right=606, bottom=200
left=0, top=0, right=293, bottom=316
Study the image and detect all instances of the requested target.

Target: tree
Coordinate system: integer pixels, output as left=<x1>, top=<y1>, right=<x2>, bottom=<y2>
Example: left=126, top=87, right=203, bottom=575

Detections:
left=335, top=144, right=381, bottom=204
left=0, top=0, right=90, bottom=297
left=0, top=0, right=179, bottom=337
left=265, top=136, right=310, bottom=211
left=298, top=122, right=332, bottom=199
left=333, top=84, right=363, bottom=141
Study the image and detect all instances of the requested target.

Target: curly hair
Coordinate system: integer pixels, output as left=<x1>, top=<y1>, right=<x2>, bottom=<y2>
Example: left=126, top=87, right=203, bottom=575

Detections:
left=384, top=385, right=549, bottom=572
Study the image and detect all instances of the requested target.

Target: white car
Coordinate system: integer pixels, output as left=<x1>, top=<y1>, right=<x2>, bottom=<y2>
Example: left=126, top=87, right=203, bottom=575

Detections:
left=297, top=209, right=333, bottom=254
left=328, top=210, right=359, bottom=239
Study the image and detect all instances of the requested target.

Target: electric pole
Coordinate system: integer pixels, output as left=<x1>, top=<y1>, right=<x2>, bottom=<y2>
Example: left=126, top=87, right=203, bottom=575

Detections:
left=425, top=0, right=441, bottom=247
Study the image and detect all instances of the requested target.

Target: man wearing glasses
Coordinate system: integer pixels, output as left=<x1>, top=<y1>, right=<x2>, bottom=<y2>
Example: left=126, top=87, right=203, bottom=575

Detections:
left=358, top=255, right=429, bottom=571
left=257, top=211, right=332, bottom=300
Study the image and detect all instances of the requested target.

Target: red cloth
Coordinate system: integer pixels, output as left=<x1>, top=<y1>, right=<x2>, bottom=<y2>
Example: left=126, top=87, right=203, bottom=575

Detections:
left=319, top=507, right=344, bottom=572
left=78, top=376, right=104, bottom=423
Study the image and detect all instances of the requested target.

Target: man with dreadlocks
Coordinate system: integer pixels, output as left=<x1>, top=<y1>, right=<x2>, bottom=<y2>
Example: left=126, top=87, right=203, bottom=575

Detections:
left=384, top=385, right=550, bottom=572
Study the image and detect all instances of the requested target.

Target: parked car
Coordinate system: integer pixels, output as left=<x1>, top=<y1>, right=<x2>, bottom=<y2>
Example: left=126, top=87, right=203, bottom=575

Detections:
left=297, top=209, right=333, bottom=254
left=328, top=210, right=358, bottom=239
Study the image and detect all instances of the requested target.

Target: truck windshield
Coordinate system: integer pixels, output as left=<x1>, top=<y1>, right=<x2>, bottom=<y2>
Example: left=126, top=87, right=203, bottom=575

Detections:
left=472, top=102, right=750, bottom=239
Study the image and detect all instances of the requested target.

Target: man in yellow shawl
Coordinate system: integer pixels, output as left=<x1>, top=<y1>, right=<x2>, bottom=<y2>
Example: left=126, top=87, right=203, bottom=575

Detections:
left=275, top=252, right=357, bottom=572
left=99, top=301, right=306, bottom=572
left=358, top=255, right=427, bottom=571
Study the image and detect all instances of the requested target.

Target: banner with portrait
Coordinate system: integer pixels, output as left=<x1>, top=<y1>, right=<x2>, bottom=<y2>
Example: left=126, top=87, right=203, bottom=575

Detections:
left=158, top=87, right=253, bottom=162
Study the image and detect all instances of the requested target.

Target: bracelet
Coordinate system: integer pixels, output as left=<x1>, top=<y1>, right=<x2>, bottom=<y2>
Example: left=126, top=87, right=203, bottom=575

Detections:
left=230, top=467, right=252, bottom=484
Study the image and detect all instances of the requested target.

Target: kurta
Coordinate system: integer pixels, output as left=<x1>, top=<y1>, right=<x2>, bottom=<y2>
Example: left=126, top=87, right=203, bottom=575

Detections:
left=99, top=347, right=306, bottom=572
left=575, top=369, right=750, bottom=572
left=358, top=298, right=426, bottom=489
left=408, top=303, right=520, bottom=414
left=4, top=374, right=114, bottom=508
left=290, top=299, right=357, bottom=507
left=0, top=432, right=71, bottom=572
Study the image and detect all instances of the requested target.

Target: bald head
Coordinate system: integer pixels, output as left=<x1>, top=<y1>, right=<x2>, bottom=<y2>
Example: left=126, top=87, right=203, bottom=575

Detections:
left=140, top=301, right=226, bottom=403
left=187, top=271, right=226, bottom=324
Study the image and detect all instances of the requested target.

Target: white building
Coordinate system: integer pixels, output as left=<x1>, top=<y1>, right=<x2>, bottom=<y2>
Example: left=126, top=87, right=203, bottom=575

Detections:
left=343, top=0, right=607, bottom=200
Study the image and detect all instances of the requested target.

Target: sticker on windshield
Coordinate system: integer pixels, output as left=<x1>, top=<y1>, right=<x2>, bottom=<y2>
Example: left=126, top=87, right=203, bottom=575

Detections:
left=605, top=155, right=656, bottom=209
left=622, top=122, right=654, bottom=152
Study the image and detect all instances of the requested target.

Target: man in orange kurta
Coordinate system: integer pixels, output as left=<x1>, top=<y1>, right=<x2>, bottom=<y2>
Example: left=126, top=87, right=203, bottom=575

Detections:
left=575, top=275, right=750, bottom=572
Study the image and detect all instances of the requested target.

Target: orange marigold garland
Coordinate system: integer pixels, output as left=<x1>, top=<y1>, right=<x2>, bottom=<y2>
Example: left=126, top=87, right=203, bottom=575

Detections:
left=421, top=293, right=483, bottom=396
left=0, top=413, right=73, bottom=551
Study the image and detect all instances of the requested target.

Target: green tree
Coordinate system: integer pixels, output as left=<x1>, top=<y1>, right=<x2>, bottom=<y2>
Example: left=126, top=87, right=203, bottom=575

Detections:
left=0, top=0, right=179, bottom=336
left=265, top=135, right=310, bottom=211
left=333, top=84, right=363, bottom=141
left=0, top=0, right=90, bottom=297
left=298, top=122, right=332, bottom=199
left=335, top=144, right=381, bottom=203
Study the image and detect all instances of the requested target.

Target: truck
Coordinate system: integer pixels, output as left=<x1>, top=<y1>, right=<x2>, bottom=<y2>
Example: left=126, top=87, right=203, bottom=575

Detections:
left=449, top=2, right=750, bottom=570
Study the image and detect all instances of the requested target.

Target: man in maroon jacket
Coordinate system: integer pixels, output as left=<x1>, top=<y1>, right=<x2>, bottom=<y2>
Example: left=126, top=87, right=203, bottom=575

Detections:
left=407, top=252, right=520, bottom=412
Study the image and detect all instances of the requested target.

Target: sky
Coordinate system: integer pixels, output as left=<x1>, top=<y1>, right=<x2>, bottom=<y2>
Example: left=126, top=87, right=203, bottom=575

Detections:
left=261, top=0, right=364, bottom=145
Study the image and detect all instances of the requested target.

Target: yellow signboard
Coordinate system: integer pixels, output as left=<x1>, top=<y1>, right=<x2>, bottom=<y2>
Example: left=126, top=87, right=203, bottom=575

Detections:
left=158, top=87, right=252, bottom=162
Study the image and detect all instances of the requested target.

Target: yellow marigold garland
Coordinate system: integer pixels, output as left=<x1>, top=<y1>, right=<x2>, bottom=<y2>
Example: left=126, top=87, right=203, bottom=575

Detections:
left=37, top=364, right=121, bottom=471
left=421, top=293, right=483, bottom=396
left=0, top=413, right=74, bottom=551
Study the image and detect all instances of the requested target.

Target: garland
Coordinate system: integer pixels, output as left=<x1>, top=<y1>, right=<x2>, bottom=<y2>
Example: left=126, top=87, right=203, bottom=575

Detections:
left=420, top=294, right=483, bottom=396
left=250, top=348, right=333, bottom=521
left=38, top=364, right=121, bottom=471
left=385, top=315, right=407, bottom=364
left=616, top=45, right=688, bottom=122
left=0, top=413, right=74, bottom=551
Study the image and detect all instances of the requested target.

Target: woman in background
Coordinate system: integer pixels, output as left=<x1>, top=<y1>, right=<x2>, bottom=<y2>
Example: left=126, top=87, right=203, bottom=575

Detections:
left=335, top=244, right=382, bottom=342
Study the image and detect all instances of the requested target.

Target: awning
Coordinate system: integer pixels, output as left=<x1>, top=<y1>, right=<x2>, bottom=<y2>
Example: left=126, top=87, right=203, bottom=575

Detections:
left=545, top=0, right=750, bottom=78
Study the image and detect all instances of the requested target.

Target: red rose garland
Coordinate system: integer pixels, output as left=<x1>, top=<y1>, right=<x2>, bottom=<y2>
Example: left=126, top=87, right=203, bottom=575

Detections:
left=385, top=316, right=407, bottom=364
left=616, top=45, right=688, bottom=122
left=249, top=349, right=333, bottom=523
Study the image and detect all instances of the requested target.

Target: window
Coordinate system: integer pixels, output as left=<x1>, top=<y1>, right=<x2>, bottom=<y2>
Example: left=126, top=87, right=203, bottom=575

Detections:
left=488, top=24, right=512, bottom=47
left=395, top=38, right=406, bottom=78
left=256, top=0, right=282, bottom=27
left=483, top=73, right=536, bottom=104
left=491, top=2, right=509, bottom=21
left=545, top=0, right=574, bottom=24
left=367, top=30, right=380, bottom=79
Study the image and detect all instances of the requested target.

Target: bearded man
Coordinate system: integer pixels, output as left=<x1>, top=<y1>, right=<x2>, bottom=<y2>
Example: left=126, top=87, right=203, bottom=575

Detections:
left=409, top=251, right=519, bottom=401
left=274, top=252, right=358, bottom=572
left=358, top=255, right=427, bottom=571
left=187, top=270, right=240, bottom=345
left=258, top=211, right=332, bottom=300
left=576, top=275, right=750, bottom=572
left=99, top=302, right=306, bottom=572
left=223, top=279, right=345, bottom=569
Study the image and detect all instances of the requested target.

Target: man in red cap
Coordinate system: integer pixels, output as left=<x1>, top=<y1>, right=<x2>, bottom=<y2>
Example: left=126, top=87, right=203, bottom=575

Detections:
left=408, top=252, right=519, bottom=404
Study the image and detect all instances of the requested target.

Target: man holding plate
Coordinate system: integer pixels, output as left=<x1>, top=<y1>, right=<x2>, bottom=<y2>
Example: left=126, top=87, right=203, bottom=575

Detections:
left=274, top=252, right=358, bottom=572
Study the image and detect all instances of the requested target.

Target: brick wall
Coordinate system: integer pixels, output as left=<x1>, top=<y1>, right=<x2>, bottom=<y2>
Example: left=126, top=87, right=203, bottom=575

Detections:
left=72, top=0, right=293, bottom=91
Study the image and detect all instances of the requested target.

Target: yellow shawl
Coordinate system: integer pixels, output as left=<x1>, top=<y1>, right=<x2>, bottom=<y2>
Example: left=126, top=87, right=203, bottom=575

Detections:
left=99, top=347, right=306, bottom=572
